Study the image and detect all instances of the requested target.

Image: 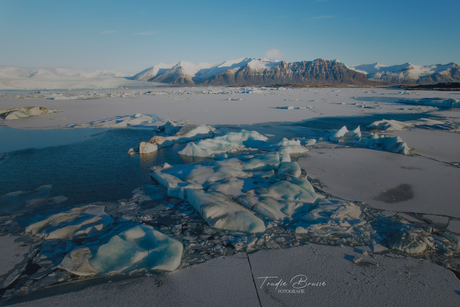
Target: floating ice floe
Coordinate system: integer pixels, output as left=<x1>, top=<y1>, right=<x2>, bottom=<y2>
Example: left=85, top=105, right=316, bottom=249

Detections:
left=401, top=98, right=460, bottom=108
left=0, top=106, right=61, bottom=120
left=367, top=119, right=413, bottom=132
left=323, top=126, right=410, bottom=155
left=153, top=150, right=320, bottom=232
left=129, top=122, right=215, bottom=155
left=368, top=118, right=459, bottom=132
left=178, top=130, right=308, bottom=158
left=0, top=185, right=67, bottom=215
left=68, top=113, right=159, bottom=129
left=59, top=224, right=183, bottom=276
left=25, top=205, right=114, bottom=240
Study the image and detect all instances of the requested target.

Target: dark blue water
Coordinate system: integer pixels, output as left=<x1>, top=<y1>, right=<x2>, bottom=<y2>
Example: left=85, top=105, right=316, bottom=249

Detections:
left=0, top=129, right=208, bottom=206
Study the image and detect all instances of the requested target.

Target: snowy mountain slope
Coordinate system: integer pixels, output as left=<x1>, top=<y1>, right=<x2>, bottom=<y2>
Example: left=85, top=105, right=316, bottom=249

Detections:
left=0, top=67, right=131, bottom=79
left=349, top=62, right=460, bottom=84
left=0, top=67, right=154, bottom=90
left=133, top=58, right=371, bottom=86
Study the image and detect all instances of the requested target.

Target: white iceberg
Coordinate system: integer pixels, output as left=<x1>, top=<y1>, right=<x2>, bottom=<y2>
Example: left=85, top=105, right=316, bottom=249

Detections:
left=178, top=129, right=267, bottom=157
left=324, top=126, right=410, bottom=155
left=131, top=123, right=215, bottom=155
left=178, top=130, right=307, bottom=158
left=59, top=224, right=183, bottom=275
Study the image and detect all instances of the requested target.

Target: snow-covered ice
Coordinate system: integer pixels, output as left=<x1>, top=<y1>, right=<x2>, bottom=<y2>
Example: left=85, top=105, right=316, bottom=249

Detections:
left=0, top=106, right=61, bottom=120
left=60, top=224, right=183, bottom=275
left=1, top=86, right=460, bottom=305
left=323, top=125, right=410, bottom=155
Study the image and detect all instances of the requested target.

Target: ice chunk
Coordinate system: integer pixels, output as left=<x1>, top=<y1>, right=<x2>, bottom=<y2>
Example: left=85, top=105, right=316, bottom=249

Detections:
left=325, top=126, right=349, bottom=142
left=139, top=141, right=158, bottom=154
left=296, top=199, right=367, bottom=235
left=360, top=135, right=410, bottom=155
left=187, top=190, right=266, bottom=233
left=323, top=126, right=410, bottom=155
left=302, top=139, right=317, bottom=146
left=401, top=98, right=460, bottom=108
left=58, top=247, right=97, bottom=276
left=239, top=152, right=281, bottom=171
left=277, top=162, right=302, bottom=179
left=177, top=142, right=214, bottom=157
left=1, top=106, right=61, bottom=120
left=25, top=205, right=114, bottom=239
left=154, top=120, right=180, bottom=136
left=389, top=230, right=428, bottom=254
left=150, top=125, right=214, bottom=146
left=255, top=180, right=317, bottom=203
left=236, top=194, right=311, bottom=220
left=132, top=124, right=215, bottom=156
left=60, top=225, right=183, bottom=275
left=367, top=119, right=413, bottom=131
left=178, top=130, right=268, bottom=157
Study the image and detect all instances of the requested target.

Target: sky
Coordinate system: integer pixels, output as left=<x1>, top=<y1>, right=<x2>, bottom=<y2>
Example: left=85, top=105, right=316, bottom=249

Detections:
left=1, top=0, right=459, bottom=73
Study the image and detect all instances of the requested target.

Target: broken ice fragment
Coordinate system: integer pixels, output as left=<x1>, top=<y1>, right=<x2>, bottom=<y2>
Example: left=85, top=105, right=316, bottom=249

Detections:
left=187, top=190, right=266, bottom=233
left=25, top=205, right=114, bottom=239
left=60, top=225, right=183, bottom=275
left=139, top=141, right=158, bottom=154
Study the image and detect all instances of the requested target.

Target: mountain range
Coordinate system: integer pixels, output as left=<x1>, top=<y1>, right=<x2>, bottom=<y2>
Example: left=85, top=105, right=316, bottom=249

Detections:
left=348, top=62, right=460, bottom=84
left=131, top=58, right=372, bottom=86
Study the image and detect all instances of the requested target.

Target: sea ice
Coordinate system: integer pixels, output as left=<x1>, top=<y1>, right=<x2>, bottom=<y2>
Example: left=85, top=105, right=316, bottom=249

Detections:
left=69, top=114, right=159, bottom=129
left=367, top=119, right=413, bottom=131
left=131, top=123, right=215, bottom=155
left=139, top=141, right=158, bottom=154
left=178, top=130, right=307, bottom=158
left=324, top=126, right=410, bottom=155
left=25, top=205, right=114, bottom=239
left=178, top=129, right=268, bottom=157
left=59, top=224, right=183, bottom=275
left=0, top=106, right=61, bottom=120
left=152, top=150, right=322, bottom=229
left=401, top=98, right=460, bottom=108
left=367, top=118, right=459, bottom=132
left=187, top=190, right=266, bottom=233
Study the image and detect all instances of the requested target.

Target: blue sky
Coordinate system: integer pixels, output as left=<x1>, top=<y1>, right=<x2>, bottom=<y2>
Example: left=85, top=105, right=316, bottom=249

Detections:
left=1, top=0, right=459, bottom=73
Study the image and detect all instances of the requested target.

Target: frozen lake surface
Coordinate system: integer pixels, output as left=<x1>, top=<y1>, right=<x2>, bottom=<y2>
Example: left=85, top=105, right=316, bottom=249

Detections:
left=1, top=86, right=460, bottom=305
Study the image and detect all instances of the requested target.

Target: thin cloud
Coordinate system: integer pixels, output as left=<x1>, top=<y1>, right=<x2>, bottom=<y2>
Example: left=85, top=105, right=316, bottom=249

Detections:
left=265, top=49, right=285, bottom=59
left=310, top=15, right=335, bottom=20
left=100, top=31, right=116, bottom=34
left=133, top=30, right=160, bottom=36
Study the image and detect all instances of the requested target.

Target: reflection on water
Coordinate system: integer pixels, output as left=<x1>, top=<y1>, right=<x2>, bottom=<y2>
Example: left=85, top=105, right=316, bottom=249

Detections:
left=0, top=129, right=208, bottom=206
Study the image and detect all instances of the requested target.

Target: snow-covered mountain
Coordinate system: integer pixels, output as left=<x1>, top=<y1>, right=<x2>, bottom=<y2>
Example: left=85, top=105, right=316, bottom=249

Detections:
left=132, top=58, right=371, bottom=86
left=0, top=67, right=131, bottom=79
left=349, top=62, right=460, bottom=84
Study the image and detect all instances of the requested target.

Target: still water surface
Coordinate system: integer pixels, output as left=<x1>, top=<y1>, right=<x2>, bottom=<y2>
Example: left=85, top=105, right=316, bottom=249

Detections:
left=0, top=129, right=206, bottom=206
